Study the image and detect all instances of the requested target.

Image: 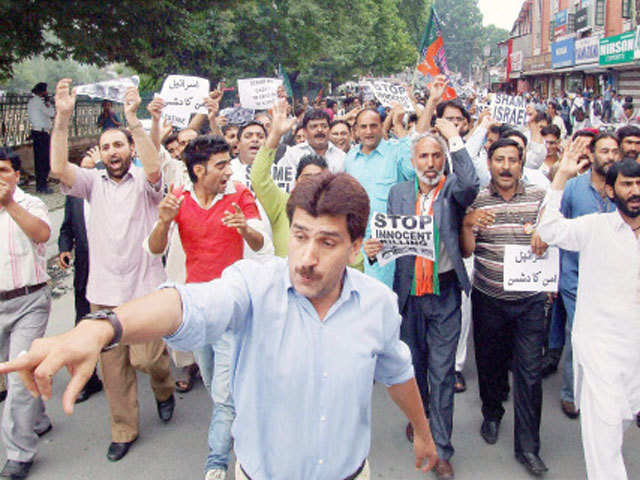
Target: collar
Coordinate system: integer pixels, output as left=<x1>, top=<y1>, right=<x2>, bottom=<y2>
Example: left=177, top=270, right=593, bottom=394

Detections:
left=185, top=179, right=236, bottom=209
left=612, top=210, right=637, bottom=233
left=297, top=141, right=339, bottom=156
left=354, top=138, right=385, bottom=158
left=488, top=179, right=525, bottom=197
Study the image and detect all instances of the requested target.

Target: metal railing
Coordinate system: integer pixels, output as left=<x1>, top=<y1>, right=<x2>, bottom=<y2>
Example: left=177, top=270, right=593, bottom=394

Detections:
left=0, top=94, right=152, bottom=148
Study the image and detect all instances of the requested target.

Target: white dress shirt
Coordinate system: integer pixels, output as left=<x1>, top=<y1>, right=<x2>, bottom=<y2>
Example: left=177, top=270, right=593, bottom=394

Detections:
left=538, top=188, right=640, bottom=423
left=278, top=141, right=345, bottom=173
left=1, top=187, right=50, bottom=291
left=27, top=95, right=55, bottom=131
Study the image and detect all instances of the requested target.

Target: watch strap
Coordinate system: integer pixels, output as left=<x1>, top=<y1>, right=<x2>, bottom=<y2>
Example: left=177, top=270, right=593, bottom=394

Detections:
left=82, top=310, right=123, bottom=352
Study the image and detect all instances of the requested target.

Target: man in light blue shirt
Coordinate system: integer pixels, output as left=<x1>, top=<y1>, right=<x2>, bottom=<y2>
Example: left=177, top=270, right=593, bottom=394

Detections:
left=1, top=172, right=438, bottom=480
left=344, top=108, right=415, bottom=287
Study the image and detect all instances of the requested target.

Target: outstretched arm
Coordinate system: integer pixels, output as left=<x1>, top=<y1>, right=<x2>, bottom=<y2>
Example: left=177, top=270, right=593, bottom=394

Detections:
left=50, top=79, right=78, bottom=186
left=123, top=87, right=161, bottom=184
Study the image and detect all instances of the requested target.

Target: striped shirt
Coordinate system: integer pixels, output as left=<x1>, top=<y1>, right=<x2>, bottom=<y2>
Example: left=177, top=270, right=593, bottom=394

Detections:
left=470, top=182, right=546, bottom=301
left=1, top=187, right=50, bottom=291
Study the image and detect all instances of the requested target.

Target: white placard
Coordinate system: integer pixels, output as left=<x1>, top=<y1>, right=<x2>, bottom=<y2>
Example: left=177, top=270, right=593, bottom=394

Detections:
left=490, top=94, right=527, bottom=126
left=270, top=165, right=295, bottom=193
left=237, top=78, right=282, bottom=110
left=370, top=212, right=435, bottom=266
left=503, top=245, right=559, bottom=292
left=360, top=80, right=414, bottom=111
left=159, top=75, right=210, bottom=128
left=75, top=76, right=140, bottom=103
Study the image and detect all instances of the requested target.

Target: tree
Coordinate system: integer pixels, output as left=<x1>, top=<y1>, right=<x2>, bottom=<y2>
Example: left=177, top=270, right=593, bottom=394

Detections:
left=0, top=0, right=418, bottom=91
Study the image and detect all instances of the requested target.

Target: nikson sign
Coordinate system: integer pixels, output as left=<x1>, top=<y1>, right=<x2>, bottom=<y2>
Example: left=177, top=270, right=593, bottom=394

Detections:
left=599, top=31, right=635, bottom=65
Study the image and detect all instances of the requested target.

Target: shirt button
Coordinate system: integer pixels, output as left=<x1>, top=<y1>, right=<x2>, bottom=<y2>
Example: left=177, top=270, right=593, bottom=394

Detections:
left=318, top=459, right=324, bottom=465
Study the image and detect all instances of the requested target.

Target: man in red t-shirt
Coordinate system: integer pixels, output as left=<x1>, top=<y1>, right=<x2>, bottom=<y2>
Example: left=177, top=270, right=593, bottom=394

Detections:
left=147, top=135, right=272, bottom=479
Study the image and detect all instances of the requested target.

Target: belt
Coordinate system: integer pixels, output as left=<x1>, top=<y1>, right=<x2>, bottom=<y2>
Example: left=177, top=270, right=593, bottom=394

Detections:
left=438, top=269, right=457, bottom=284
left=240, top=459, right=366, bottom=480
left=0, top=283, right=46, bottom=301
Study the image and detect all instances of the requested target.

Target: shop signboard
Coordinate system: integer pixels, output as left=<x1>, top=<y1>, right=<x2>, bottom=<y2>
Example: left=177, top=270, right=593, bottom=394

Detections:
left=635, top=26, right=640, bottom=60
left=575, top=35, right=600, bottom=64
left=552, top=38, right=575, bottom=68
left=510, top=51, right=523, bottom=71
left=575, top=7, right=589, bottom=31
left=599, top=31, right=635, bottom=65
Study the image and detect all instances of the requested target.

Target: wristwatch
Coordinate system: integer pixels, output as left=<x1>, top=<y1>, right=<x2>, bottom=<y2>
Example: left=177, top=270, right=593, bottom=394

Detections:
left=82, top=310, right=123, bottom=352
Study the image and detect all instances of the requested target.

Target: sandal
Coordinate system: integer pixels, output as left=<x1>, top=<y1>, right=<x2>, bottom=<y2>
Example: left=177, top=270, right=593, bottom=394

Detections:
left=175, top=363, right=199, bottom=393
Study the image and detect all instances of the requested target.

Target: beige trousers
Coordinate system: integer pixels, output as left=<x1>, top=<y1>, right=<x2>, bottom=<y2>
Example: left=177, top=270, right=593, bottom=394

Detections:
left=91, top=304, right=175, bottom=442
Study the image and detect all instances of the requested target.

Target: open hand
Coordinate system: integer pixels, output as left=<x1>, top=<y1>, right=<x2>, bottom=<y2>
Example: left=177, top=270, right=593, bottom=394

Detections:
left=54, top=79, right=77, bottom=119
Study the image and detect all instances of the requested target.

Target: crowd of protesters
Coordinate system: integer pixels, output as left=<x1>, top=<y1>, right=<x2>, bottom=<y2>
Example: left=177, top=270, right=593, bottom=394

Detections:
left=1, top=73, right=639, bottom=480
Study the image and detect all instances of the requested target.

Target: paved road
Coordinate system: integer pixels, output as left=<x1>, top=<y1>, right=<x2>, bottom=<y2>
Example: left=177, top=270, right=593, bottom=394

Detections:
left=1, top=279, right=639, bottom=479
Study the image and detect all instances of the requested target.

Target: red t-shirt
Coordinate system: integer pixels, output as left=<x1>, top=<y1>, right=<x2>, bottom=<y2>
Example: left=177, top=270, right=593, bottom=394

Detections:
left=175, top=182, right=260, bottom=283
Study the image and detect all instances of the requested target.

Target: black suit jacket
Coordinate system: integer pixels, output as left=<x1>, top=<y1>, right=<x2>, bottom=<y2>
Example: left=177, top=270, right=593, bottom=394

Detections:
left=58, top=195, right=88, bottom=255
left=389, top=146, right=479, bottom=313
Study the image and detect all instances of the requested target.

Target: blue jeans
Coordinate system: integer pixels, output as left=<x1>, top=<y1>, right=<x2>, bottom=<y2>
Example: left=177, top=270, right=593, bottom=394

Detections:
left=558, top=291, right=577, bottom=403
left=193, top=331, right=237, bottom=472
left=548, top=296, right=566, bottom=351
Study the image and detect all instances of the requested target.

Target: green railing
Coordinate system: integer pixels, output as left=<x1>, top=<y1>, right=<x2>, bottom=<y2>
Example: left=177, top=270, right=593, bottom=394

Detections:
left=0, top=94, right=152, bottom=147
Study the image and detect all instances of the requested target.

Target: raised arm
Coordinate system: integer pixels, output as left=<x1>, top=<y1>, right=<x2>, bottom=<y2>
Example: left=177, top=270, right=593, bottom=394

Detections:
left=50, top=79, right=78, bottom=186
left=416, top=75, right=447, bottom=134
left=123, top=87, right=161, bottom=184
left=204, top=90, right=223, bottom=137
left=147, top=96, right=165, bottom=151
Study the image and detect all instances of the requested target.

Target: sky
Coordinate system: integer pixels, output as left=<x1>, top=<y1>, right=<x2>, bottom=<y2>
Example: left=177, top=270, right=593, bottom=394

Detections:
left=477, top=0, right=524, bottom=31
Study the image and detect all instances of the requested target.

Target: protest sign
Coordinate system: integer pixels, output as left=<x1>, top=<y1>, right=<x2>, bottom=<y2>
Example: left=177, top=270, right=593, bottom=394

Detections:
left=237, top=78, right=282, bottom=110
left=75, top=76, right=140, bottom=103
left=503, top=245, right=559, bottom=292
left=370, top=212, right=435, bottom=266
left=360, top=80, right=414, bottom=111
left=270, top=165, right=295, bottom=193
left=490, top=94, right=527, bottom=126
left=159, top=75, right=210, bottom=128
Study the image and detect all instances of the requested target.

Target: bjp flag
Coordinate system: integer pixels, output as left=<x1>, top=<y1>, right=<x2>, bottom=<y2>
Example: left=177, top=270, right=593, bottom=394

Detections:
left=417, top=7, right=457, bottom=100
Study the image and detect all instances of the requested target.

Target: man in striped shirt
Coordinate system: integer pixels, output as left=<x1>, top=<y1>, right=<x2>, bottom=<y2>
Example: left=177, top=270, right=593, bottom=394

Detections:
left=460, top=138, right=549, bottom=476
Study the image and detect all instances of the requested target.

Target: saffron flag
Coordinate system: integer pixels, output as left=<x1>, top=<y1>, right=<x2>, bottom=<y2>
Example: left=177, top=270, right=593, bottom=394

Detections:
left=416, top=7, right=457, bottom=100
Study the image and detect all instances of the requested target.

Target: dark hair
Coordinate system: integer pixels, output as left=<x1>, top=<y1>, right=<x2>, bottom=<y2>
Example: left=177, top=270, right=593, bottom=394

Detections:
left=182, top=135, right=230, bottom=183
left=547, top=100, right=559, bottom=111
left=302, top=109, right=331, bottom=129
left=488, top=124, right=504, bottom=136
left=502, top=128, right=528, bottom=147
left=407, top=113, right=418, bottom=124
left=286, top=172, right=370, bottom=241
left=221, top=124, right=239, bottom=136
left=326, top=99, right=337, bottom=109
left=295, top=154, right=328, bottom=179
left=0, top=147, right=20, bottom=172
left=435, top=100, right=471, bottom=123
left=330, top=119, right=351, bottom=132
left=237, top=121, right=267, bottom=140
left=605, top=158, right=640, bottom=187
left=488, top=138, right=523, bottom=162
left=534, top=111, right=551, bottom=124
left=572, top=129, right=596, bottom=141
left=617, top=125, right=640, bottom=143
left=354, top=107, right=381, bottom=125
left=589, top=132, right=618, bottom=153
left=623, top=103, right=634, bottom=111
left=541, top=125, right=561, bottom=138
left=163, top=132, right=179, bottom=148
left=294, top=104, right=307, bottom=117
left=100, top=127, right=134, bottom=146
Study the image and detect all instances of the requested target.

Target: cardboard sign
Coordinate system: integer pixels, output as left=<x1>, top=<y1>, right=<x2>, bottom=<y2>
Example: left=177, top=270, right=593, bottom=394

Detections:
left=270, top=165, right=295, bottom=193
left=360, top=80, right=414, bottom=111
left=490, top=95, right=527, bottom=126
left=159, top=75, right=210, bottom=128
left=76, top=76, right=140, bottom=103
left=370, top=212, right=435, bottom=266
left=503, top=245, right=559, bottom=292
left=237, top=78, right=282, bottom=110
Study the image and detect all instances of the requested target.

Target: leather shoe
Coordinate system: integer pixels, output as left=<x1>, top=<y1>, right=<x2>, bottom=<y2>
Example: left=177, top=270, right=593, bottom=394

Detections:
left=454, top=371, right=466, bottom=393
left=637, top=411, right=640, bottom=428
left=75, top=378, right=103, bottom=404
left=107, top=438, right=136, bottom=462
left=0, top=390, right=6, bottom=403
left=405, top=422, right=413, bottom=443
left=560, top=400, right=579, bottom=419
left=434, top=459, right=454, bottom=479
left=0, top=459, right=33, bottom=479
left=480, top=419, right=500, bottom=445
left=515, top=452, right=548, bottom=476
left=156, top=394, right=175, bottom=422
left=35, top=423, right=52, bottom=437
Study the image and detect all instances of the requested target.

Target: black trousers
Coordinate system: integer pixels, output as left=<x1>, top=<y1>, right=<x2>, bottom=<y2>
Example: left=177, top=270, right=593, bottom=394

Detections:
left=31, top=130, right=51, bottom=191
left=472, top=289, right=545, bottom=454
left=72, top=252, right=90, bottom=325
